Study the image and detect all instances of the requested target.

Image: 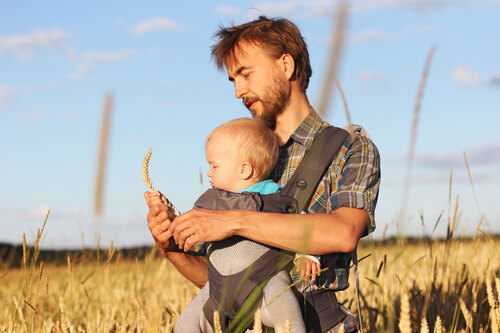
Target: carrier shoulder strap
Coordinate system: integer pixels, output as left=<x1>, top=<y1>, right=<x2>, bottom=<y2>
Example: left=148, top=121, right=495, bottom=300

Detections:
left=281, top=126, right=366, bottom=333
left=280, top=125, right=349, bottom=213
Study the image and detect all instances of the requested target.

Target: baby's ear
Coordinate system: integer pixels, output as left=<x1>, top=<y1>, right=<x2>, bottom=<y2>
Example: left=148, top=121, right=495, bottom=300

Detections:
left=239, top=162, right=254, bottom=180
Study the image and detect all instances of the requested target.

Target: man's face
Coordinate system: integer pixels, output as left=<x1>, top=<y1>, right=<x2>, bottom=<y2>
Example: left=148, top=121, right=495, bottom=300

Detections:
left=226, top=43, right=291, bottom=130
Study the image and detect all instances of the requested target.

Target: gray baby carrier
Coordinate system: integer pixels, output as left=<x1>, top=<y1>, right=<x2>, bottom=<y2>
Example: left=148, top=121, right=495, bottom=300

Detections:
left=194, top=126, right=350, bottom=333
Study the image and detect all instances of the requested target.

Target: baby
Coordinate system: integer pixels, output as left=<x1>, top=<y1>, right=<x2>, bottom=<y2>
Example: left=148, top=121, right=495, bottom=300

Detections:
left=151, top=118, right=313, bottom=332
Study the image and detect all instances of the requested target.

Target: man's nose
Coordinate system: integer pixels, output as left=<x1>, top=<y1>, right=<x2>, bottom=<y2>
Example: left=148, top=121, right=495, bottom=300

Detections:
left=234, top=80, right=247, bottom=99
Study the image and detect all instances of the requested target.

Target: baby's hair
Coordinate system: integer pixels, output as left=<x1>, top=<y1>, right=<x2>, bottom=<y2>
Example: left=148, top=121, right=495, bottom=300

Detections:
left=207, top=118, right=279, bottom=180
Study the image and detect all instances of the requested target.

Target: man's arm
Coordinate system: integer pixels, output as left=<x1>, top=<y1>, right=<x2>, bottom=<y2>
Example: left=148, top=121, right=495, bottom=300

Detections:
left=145, top=192, right=208, bottom=288
left=170, top=206, right=367, bottom=255
left=170, top=130, right=379, bottom=255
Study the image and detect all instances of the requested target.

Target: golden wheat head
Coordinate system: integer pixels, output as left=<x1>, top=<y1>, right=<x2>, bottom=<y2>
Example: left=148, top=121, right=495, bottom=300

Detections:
left=142, top=148, right=155, bottom=191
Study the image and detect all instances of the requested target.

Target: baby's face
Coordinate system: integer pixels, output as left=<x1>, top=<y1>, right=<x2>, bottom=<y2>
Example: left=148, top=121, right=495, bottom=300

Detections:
left=205, top=134, right=244, bottom=192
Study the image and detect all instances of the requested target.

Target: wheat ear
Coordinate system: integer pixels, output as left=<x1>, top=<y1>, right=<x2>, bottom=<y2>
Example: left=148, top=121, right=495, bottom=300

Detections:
left=253, top=308, right=262, bottom=333
left=142, top=148, right=155, bottom=191
left=434, top=316, right=444, bottom=333
left=399, top=293, right=411, bottom=333
left=420, top=317, right=429, bottom=333
left=213, top=311, right=222, bottom=333
left=459, top=298, right=473, bottom=331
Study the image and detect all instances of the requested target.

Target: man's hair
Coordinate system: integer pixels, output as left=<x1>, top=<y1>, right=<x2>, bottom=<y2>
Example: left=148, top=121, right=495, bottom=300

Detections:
left=207, top=118, right=279, bottom=180
left=211, top=16, right=312, bottom=92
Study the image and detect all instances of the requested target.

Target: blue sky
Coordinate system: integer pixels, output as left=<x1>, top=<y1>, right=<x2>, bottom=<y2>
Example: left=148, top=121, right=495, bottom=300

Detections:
left=1, top=0, right=498, bottom=249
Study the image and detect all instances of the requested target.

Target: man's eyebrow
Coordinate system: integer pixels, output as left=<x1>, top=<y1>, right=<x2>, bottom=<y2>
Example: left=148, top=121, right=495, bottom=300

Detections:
left=228, top=66, right=250, bottom=82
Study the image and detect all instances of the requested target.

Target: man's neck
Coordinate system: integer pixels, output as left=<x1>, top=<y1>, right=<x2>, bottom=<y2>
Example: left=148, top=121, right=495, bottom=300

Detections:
left=274, top=88, right=311, bottom=146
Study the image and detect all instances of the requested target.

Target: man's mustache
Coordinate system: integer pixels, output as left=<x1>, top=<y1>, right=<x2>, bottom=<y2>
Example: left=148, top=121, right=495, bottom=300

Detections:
left=243, top=96, right=258, bottom=109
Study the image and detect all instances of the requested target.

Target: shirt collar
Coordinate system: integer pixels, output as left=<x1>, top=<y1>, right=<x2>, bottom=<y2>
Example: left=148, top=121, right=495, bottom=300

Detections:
left=288, top=108, right=328, bottom=149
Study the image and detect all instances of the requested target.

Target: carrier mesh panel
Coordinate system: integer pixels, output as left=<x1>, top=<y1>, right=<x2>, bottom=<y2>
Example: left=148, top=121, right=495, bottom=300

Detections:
left=209, top=238, right=270, bottom=275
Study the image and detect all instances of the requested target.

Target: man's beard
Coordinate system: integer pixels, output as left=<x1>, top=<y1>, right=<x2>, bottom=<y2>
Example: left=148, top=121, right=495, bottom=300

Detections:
left=243, top=73, right=290, bottom=130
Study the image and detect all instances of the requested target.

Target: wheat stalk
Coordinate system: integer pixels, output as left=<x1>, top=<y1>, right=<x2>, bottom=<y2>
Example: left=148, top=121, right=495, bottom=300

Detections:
left=487, top=277, right=497, bottom=310
left=399, top=293, right=411, bottom=333
left=59, top=297, right=73, bottom=333
left=317, top=2, right=348, bottom=117
left=213, top=310, right=223, bottom=333
left=459, top=298, right=473, bottom=331
left=420, top=317, right=429, bottom=333
left=142, top=148, right=155, bottom=191
left=94, top=92, right=114, bottom=216
left=487, top=276, right=500, bottom=332
left=399, top=45, right=436, bottom=227
left=491, top=307, right=500, bottom=333
left=472, top=280, right=478, bottom=313
left=141, top=149, right=181, bottom=216
left=434, top=315, right=444, bottom=333
left=38, top=261, right=44, bottom=281
left=253, top=308, right=262, bottom=333
left=335, top=78, right=352, bottom=128
left=496, top=277, right=500, bottom=304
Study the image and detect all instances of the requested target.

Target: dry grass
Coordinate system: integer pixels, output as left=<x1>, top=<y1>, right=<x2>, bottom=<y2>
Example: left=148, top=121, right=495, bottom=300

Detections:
left=317, top=2, right=348, bottom=118
left=2, top=247, right=198, bottom=332
left=94, top=92, right=114, bottom=217
left=399, top=46, right=436, bottom=230
left=336, top=236, right=500, bottom=332
left=2, top=229, right=499, bottom=332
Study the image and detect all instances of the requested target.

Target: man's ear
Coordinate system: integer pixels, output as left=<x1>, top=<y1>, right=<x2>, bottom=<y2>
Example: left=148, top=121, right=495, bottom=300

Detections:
left=279, top=53, right=295, bottom=81
left=239, top=162, right=254, bottom=180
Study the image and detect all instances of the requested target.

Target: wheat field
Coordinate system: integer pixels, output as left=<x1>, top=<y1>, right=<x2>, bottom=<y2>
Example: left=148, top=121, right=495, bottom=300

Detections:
left=1, top=215, right=499, bottom=333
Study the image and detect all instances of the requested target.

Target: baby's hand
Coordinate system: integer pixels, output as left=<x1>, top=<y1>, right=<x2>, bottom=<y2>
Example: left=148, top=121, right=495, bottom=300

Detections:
left=295, top=257, right=321, bottom=282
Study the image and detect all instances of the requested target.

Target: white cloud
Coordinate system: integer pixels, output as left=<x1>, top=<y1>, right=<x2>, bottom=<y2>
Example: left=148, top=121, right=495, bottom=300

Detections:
left=352, top=0, right=471, bottom=12
left=247, top=0, right=475, bottom=18
left=451, top=65, right=482, bottom=86
left=252, top=1, right=300, bottom=16
left=416, top=143, right=500, bottom=168
left=57, top=110, right=80, bottom=119
left=403, top=25, right=439, bottom=35
left=26, top=205, right=52, bottom=219
left=0, top=29, right=71, bottom=60
left=69, top=49, right=134, bottom=79
left=0, top=84, right=16, bottom=104
left=215, top=5, right=242, bottom=16
left=115, top=18, right=128, bottom=27
left=350, top=29, right=396, bottom=43
left=131, top=17, right=181, bottom=36
left=250, top=0, right=335, bottom=18
left=489, top=73, right=500, bottom=87
left=13, top=109, right=45, bottom=122
left=359, top=71, right=389, bottom=82
left=15, top=204, right=85, bottom=221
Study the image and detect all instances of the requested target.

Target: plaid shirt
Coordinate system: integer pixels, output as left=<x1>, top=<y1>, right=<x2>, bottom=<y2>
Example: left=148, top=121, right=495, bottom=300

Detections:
left=271, top=109, right=380, bottom=332
left=271, top=108, right=379, bottom=234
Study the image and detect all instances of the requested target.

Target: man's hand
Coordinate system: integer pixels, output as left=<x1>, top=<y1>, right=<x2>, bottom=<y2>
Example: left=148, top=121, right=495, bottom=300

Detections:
left=144, top=191, right=178, bottom=256
left=169, top=208, right=241, bottom=251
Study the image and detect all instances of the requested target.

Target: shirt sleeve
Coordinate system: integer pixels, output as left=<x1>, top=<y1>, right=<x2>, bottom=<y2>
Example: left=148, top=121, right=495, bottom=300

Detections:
left=328, top=126, right=381, bottom=235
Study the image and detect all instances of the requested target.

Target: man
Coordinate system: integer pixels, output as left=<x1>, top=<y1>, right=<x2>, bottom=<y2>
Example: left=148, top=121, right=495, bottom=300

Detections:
left=145, top=16, right=380, bottom=332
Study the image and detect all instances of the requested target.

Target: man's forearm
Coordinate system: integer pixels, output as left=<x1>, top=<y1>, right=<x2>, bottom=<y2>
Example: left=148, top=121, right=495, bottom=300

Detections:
left=164, top=251, right=208, bottom=288
left=233, top=207, right=367, bottom=255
